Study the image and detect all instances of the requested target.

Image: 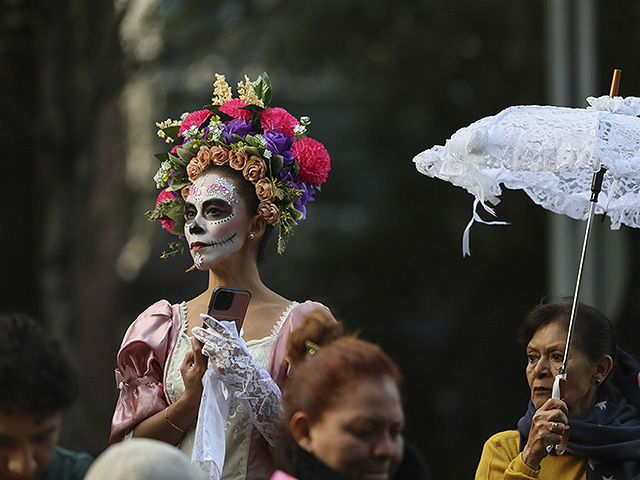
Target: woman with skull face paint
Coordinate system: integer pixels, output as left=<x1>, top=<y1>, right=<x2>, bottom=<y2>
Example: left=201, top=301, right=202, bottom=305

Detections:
left=110, top=73, right=334, bottom=480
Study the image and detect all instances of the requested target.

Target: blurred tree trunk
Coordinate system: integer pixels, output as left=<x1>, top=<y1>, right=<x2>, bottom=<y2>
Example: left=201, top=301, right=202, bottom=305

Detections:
left=28, top=0, right=126, bottom=454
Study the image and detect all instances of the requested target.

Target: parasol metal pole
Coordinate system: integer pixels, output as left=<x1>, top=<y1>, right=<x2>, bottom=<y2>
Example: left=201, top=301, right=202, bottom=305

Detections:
left=558, top=166, right=607, bottom=379
left=609, top=69, right=622, bottom=97
left=547, top=165, right=606, bottom=457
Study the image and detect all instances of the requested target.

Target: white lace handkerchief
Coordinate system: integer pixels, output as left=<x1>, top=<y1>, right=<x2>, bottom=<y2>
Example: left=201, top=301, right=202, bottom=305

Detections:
left=190, top=320, right=242, bottom=480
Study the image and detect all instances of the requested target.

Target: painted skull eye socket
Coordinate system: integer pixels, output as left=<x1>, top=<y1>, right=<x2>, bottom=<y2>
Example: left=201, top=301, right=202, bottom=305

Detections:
left=183, top=199, right=233, bottom=222
left=202, top=200, right=232, bottom=221
left=184, top=204, right=197, bottom=221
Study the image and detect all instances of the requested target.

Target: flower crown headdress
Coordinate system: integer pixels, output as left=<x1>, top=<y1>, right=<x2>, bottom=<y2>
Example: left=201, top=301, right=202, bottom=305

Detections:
left=148, top=72, right=331, bottom=256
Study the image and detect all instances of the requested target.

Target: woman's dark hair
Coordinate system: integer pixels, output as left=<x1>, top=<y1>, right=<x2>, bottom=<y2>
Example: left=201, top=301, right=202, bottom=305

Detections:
left=518, top=298, right=620, bottom=401
left=0, top=312, right=79, bottom=416
left=201, top=165, right=274, bottom=264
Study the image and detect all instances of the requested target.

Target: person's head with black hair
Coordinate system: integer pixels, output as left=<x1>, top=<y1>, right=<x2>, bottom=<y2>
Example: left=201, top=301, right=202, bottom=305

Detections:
left=0, top=312, right=89, bottom=480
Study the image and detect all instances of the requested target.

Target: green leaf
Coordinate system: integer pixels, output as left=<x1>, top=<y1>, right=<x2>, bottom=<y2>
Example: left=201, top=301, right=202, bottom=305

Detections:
left=163, top=125, right=181, bottom=140
left=167, top=179, right=189, bottom=192
left=176, top=146, right=196, bottom=162
left=231, top=133, right=246, bottom=144
left=251, top=111, right=262, bottom=132
left=291, top=207, right=304, bottom=221
left=241, top=104, right=263, bottom=114
left=169, top=219, right=185, bottom=236
left=271, top=155, right=283, bottom=176
left=292, top=161, right=300, bottom=176
left=167, top=153, right=184, bottom=169
left=253, top=72, right=272, bottom=107
left=244, top=146, right=259, bottom=156
left=155, top=152, right=170, bottom=162
left=205, top=105, right=231, bottom=122
left=244, top=135, right=262, bottom=148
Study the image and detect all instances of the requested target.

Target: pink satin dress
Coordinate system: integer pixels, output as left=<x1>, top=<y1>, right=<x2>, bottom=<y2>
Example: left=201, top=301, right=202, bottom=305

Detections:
left=110, top=299, right=333, bottom=480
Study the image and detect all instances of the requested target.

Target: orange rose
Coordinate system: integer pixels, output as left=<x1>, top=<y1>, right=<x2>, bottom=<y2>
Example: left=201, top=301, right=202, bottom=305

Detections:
left=258, top=200, right=280, bottom=226
left=196, top=146, right=214, bottom=170
left=187, top=160, right=203, bottom=181
left=228, top=148, right=248, bottom=171
left=255, top=178, right=275, bottom=201
left=243, top=155, right=267, bottom=183
left=211, top=146, right=229, bottom=166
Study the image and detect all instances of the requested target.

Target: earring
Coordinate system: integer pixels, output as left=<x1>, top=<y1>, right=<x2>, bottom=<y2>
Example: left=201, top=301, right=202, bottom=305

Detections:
left=595, top=379, right=601, bottom=385
left=249, top=233, right=255, bottom=240
left=298, top=440, right=312, bottom=453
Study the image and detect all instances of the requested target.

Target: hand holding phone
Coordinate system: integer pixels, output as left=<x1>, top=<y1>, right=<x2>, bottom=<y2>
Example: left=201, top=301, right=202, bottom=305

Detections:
left=206, top=287, right=251, bottom=333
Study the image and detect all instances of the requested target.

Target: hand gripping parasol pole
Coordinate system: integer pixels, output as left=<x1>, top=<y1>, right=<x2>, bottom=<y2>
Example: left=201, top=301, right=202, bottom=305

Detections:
left=548, top=69, right=620, bottom=456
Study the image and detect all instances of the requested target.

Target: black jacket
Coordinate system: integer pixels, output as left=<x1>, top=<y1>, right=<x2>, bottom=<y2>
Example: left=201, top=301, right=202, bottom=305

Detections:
left=272, top=438, right=433, bottom=480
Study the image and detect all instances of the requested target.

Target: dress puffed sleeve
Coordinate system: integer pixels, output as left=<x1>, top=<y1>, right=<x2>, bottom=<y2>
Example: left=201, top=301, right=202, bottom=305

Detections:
left=109, top=300, right=182, bottom=444
left=267, top=301, right=335, bottom=388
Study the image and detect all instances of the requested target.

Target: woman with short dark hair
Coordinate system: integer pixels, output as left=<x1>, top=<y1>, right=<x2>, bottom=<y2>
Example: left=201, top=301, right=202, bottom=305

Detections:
left=475, top=299, right=640, bottom=479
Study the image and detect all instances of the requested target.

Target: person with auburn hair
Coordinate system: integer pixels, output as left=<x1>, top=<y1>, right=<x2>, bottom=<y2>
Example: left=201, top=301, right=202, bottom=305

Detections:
left=269, top=310, right=432, bottom=480
left=475, top=299, right=640, bottom=480
left=110, top=72, right=334, bottom=480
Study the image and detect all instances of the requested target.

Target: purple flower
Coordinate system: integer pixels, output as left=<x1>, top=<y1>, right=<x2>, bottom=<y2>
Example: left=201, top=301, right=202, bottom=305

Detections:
left=263, top=129, right=294, bottom=164
left=222, top=119, right=254, bottom=143
left=280, top=172, right=315, bottom=220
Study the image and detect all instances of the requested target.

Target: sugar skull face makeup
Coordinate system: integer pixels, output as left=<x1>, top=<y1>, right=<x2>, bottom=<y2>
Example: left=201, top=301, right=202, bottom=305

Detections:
left=184, top=173, right=250, bottom=269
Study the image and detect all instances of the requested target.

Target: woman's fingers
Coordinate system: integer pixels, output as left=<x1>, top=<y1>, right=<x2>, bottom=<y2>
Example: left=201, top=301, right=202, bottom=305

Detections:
left=191, top=325, right=216, bottom=343
left=181, top=338, right=207, bottom=376
left=182, top=350, right=194, bottom=369
left=190, top=336, right=207, bottom=370
left=523, top=398, right=571, bottom=469
left=199, top=314, right=234, bottom=337
left=540, top=398, right=569, bottom=423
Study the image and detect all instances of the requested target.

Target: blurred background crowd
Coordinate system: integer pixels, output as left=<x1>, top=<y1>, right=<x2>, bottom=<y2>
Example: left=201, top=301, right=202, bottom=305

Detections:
left=2, top=0, right=640, bottom=478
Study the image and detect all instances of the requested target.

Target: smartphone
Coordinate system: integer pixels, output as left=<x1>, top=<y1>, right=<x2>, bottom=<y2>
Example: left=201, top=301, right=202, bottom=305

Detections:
left=205, top=287, right=251, bottom=333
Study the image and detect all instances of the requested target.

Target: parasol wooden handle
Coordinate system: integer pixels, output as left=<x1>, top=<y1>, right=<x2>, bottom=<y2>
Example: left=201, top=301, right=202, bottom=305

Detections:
left=609, top=69, right=622, bottom=97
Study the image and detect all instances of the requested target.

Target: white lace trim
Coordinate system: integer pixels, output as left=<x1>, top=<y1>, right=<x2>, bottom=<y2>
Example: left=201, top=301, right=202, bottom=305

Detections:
left=245, top=301, right=297, bottom=367
left=413, top=98, right=640, bottom=254
left=164, top=302, right=196, bottom=454
left=179, top=301, right=188, bottom=334
left=272, top=301, right=298, bottom=338
left=165, top=302, right=189, bottom=404
left=586, top=95, right=640, bottom=116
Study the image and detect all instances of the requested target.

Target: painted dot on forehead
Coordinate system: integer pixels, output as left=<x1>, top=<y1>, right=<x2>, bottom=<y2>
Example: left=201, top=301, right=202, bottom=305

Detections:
left=187, top=176, right=239, bottom=205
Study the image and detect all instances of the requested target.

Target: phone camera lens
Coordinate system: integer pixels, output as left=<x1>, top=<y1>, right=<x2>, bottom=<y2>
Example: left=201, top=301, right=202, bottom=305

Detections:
left=214, top=290, right=234, bottom=311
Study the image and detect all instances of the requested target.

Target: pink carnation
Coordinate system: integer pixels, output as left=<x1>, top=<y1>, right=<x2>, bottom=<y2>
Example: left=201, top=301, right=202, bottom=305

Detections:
left=291, top=137, right=331, bottom=186
left=155, top=189, right=179, bottom=232
left=178, top=109, right=212, bottom=137
left=260, top=108, right=299, bottom=137
left=219, top=99, right=251, bottom=120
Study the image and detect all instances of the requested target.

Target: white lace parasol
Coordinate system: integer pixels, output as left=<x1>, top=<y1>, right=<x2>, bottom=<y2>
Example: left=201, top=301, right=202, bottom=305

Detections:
left=413, top=95, right=640, bottom=254
left=414, top=75, right=639, bottom=450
